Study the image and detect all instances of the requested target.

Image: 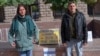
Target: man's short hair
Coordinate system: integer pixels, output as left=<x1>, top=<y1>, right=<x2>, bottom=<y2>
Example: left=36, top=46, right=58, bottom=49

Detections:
left=68, top=1, right=76, bottom=7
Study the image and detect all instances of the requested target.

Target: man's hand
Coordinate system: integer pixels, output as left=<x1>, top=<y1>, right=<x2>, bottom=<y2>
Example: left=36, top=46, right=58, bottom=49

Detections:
left=83, top=42, right=88, bottom=46
left=62, top=43, right=67, bottom=47
left=11, top=42, right=16, bottom=48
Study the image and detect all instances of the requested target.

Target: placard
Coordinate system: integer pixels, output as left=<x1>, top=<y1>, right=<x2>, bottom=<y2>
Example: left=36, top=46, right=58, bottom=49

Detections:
left=87, top=31, right=93, bottom=42
left=39, top=29, right=60, bottom=44
left=43, top=48, right=56, bottom=56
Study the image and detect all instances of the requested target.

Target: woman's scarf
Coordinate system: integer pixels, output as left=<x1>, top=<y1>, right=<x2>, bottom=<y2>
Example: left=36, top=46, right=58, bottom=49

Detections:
left=9, top=15, right=35, bottom=37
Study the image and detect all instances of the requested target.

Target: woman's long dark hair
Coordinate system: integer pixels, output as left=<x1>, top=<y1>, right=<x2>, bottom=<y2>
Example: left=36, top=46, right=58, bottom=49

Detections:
left=16, top=4, right=28, bottom=15
left=13, top=4, right=29, bottom=20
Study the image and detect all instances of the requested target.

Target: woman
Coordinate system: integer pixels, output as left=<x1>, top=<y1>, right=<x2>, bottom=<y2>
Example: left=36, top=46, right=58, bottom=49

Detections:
left=8, top=4, right=39, bottom=56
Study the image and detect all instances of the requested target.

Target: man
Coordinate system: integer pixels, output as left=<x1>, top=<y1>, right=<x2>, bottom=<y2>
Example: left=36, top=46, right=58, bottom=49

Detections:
left=61, top=1, right=88, bottom=56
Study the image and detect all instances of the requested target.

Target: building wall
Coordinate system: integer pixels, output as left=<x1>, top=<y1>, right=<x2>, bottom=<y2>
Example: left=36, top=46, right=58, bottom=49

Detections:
left=0, top=1, right=100, bottom=56
left=0, top=0, right=96, bottom=42
left=1, top=0, right=100, bottom=42
left=1, top=1, right=100, bottom=23
left=2, top=0, right=89, bottom=23
left=0, top=0, right=89, bottom=42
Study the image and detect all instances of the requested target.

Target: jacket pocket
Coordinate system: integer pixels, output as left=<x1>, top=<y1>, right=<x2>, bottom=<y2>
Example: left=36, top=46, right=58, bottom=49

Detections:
left=23, top=38, right=33, bottom=47
left=15, top=40, right=22, bottom=48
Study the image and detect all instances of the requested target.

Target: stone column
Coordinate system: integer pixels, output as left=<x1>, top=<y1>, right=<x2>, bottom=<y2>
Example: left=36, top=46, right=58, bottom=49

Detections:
left=4, top=6, right=17, bottom=23
left=38, top=0, right=54, bottom=22
left=77, top=1, right=88, bottom=17
left=77, top=1, right=93, bottom=24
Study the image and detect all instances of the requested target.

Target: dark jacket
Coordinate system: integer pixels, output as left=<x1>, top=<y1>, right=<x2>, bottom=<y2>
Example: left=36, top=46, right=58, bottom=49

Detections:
left=61, top=10, right=87, bottom=43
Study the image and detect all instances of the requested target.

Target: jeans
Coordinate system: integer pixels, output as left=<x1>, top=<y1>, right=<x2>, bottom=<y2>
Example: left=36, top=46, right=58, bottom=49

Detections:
left=66, top=38, right=83, bottom=56
left=19, top=50, right=33, bottom=56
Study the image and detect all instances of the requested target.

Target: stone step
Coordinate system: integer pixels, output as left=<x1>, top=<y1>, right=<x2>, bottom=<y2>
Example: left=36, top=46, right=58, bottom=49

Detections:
left=0, top=38, right=100, bottom=56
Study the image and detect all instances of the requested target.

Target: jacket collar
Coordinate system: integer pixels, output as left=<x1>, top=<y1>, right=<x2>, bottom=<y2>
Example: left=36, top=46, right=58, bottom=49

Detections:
left=64, top=9, right=80, bottom=18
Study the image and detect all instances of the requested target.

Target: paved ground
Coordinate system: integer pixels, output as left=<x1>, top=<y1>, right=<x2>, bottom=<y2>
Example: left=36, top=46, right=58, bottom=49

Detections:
left=79, top=38, right=100, bottom=56
left=84, top=38, right=100, bottom=51
left=0, top=38, right=100, bottom=56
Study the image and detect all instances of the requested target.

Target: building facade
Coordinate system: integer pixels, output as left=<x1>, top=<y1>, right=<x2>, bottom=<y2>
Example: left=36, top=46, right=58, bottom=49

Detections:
left=0, top=0, right=100, bottom=56
left=0, top=0, right=100, bottom=42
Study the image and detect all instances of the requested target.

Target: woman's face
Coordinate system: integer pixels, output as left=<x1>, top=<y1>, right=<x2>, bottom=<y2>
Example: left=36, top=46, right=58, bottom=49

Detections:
left=19, top=6, right=26, bottom=16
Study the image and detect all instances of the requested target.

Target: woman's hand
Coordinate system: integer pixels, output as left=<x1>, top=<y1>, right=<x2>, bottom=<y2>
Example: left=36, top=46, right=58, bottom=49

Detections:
left=11, top=42, right=16, bottom=48
left=33, top=40, right=36, bottom=44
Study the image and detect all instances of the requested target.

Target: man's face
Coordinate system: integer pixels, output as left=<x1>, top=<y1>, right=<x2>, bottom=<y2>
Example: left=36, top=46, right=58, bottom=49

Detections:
left=68, top=3, right=77, bottom=14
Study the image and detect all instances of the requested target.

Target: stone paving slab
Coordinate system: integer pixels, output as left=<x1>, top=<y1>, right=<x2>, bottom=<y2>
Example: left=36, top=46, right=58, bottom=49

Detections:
left=0, top=38, right=100, bottom=56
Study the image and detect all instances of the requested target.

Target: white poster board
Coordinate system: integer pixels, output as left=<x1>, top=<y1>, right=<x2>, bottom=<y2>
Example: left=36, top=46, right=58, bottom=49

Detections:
left=43, top=48, right=56, bottom=56
left=87, top=31, right=93, bottom=42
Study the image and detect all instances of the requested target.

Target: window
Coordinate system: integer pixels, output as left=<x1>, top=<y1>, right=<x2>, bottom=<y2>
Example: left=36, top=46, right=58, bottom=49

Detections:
left=88, top=3, right=100, bottom=16
left=87, top=5, right=93, bottom=16
left=29, top=0, right=40, bottom=21
left=0, top=6, right=5, bottom=22
left=53, top=10, right=64, bottom=19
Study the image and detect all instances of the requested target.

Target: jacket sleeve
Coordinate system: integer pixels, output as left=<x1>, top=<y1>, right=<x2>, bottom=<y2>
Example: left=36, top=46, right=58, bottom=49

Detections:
left=8, top=21, right=15, bottom=44
left=61, top=15, right=66, bottom=43
left=82, top=14, right=88, bottom=43
left=32, top=19, right=39, bottom=42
